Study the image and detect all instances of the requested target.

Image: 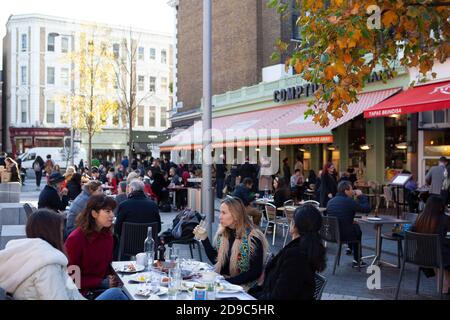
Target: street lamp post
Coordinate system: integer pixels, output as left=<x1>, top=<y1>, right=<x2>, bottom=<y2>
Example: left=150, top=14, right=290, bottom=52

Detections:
left=202, top=0, right=214, bottom=236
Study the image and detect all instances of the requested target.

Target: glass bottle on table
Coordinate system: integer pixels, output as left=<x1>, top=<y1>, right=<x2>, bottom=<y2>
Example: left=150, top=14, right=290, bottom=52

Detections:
left=157, top=237, right=166, bottom=262
left=144, top=227, right=155, bottom=271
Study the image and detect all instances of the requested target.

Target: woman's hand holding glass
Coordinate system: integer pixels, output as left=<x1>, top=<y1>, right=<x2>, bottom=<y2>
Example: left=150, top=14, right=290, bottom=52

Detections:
left=193, top=220, right=208, bottom=241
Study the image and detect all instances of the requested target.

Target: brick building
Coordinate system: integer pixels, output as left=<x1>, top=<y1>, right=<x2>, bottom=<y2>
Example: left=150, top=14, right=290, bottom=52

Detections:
left=169, top=0, right=298, bottom=128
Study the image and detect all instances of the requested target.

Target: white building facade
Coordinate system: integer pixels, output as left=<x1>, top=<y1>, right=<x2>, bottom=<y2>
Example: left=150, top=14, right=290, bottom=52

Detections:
left=3, top=14, right=173, bottom=160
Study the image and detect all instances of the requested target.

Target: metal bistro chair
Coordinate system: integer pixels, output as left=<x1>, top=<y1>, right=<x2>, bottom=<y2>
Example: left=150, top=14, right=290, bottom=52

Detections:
left=314, top=273, right=327, bottom=300
left=167, top=238, right=203, bottom=262
left=302, top=200, right=320, bottom=207
left=319, top=216, right=362, bottom=275
left=118, top=222, right=159, bottom=261
left=283, top=200, right=295, bottom=207
left=264, top=203, right=287, bottom=246
left=395, top=231, right=444, bottom=300
left=282, top=206, right=296, bottom=247
left=23, top=203, right=36, bottom=220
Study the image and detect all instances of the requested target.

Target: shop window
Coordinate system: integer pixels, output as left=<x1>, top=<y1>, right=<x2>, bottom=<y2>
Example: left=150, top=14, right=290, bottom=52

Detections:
left=424, top=130, right=450, bottom=157
left=385, top=115, right=407, bottom=170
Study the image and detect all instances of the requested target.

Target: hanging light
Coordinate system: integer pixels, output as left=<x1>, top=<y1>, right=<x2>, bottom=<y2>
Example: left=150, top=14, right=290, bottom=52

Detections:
left=299, top=148, right=306, bottom=152
left=389, top=114, right=400, bottom=119
left=237, top=148, right=244, bottom=152
left=275, top=147, right=282, bottom=152
left=327, top=145, right=336, bottom=151
left=255, top=148, right=261, bottom=152
left=360, top=144, right=372, bottom=151
left=395, top=142, right=408, bottom=150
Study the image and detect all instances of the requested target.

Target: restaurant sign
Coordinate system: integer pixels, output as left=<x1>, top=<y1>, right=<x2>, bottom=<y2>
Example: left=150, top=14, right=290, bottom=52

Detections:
left=274, top=70, right=395, bottom=103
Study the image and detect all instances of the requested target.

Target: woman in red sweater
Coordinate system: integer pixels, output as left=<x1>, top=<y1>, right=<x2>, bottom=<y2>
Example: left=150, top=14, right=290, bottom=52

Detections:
left=65, top=194, right=117, bottom=298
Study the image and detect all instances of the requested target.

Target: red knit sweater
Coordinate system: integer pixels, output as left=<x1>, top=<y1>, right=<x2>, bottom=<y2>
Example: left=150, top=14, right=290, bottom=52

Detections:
left=65, top=227, right=114, bottom=293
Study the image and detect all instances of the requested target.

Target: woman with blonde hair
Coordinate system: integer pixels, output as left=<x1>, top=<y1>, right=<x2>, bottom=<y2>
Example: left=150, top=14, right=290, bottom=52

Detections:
left=194, top=197, right=269, bottom=290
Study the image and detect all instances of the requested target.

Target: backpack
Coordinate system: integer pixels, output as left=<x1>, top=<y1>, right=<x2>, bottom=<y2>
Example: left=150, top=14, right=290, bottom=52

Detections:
left=171, top=209, right=203, bottom=240
left=33, top=162, right=41, bottom=171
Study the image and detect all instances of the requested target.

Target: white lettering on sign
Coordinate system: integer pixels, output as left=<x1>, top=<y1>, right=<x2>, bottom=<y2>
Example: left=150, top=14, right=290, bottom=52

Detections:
left=430, top=83, right=450, bottom=95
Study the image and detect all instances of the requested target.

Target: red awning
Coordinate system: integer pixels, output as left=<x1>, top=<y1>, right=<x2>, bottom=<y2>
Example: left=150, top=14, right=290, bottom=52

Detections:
left=364, top=80, right=450, bottom=118
left=161, top=88, right=401, bottom=152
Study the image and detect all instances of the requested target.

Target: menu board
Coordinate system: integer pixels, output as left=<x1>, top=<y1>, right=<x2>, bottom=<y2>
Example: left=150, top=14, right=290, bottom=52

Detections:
left=390, top=174, right=412, bottom=186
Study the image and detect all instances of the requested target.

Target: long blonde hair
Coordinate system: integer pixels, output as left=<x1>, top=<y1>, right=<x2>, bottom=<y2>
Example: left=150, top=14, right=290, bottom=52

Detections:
left=214, top=197, right=268, bottom=279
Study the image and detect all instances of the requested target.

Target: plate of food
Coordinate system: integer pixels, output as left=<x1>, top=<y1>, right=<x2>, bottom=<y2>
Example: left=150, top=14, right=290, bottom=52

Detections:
left=131, top=275, right=151, bottom=283
left=180, top=281, right=197, bottom=292
left=135, top=286, right=168, bottom=298
left=216, top=283, right=243, bottom=294
left=117, top=263, right=145, bottom=273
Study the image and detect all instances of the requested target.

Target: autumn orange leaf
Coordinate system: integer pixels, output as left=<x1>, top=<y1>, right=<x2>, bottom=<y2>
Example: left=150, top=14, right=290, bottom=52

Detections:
left=382, top=10, right=398, bottom=28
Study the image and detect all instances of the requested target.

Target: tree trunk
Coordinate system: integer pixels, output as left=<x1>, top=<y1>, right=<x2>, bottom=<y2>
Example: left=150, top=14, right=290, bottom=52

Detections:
left=129, top=116, right=133, bottom=160
left=88, top=133, right=92, bottom=175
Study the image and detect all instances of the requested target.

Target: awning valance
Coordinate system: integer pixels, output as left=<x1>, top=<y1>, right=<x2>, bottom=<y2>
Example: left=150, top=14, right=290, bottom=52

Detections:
left=161, top=88, right=401, bottom=152
left=364, top=81, right=450, bottom=118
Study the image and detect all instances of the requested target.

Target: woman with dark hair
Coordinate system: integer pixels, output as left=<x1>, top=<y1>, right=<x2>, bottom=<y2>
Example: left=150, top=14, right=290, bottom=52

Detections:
left=193, top=197, right=269, bottom=291
left=249, top=205, right=326, bottom=300
left=413, top=196, right=450, bottom=294
left=273, top=176, right=291, bottom=210
left=32, top=156, right=45, bottom=190
left=0, top=209, right=127, bottom=300
left=67, top=173, right=82, bottom=200
left=5, top=157, right=21, bottom=183
left=65, top=195, right=120, bottom=298
left=319, top=162, right=338, bottom=207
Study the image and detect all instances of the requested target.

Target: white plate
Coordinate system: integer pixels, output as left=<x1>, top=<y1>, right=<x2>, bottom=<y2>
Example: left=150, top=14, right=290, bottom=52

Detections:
left=135, top=286, right=168, bottom=297
left=217, top=284, right=243, bottom=294
left=116, top=263, right=145, bottom=273
left=367, top=217, right=382, bottom=221
left=131, top=275, right=151, bottom=283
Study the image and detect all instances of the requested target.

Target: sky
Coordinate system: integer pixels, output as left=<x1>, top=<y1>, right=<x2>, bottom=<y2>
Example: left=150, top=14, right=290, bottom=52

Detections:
left=0, top=0, right=175, bottom=69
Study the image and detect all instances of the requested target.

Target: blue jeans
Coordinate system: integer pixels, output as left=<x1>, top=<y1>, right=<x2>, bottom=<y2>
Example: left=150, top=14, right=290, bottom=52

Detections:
left=95, top=288, right=129, bottom=300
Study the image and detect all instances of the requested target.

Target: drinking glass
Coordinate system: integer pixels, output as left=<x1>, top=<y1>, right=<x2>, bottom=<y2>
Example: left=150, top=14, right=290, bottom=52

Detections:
left=169, top=247, right=179, bottom=264
left=194, top=220, right=207, bottom=241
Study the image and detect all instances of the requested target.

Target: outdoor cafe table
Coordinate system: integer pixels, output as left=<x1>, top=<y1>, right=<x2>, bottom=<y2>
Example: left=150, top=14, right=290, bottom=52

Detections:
left=112, top=261, right=256, bottom=300
left=356, top=216, right=411, bottom=268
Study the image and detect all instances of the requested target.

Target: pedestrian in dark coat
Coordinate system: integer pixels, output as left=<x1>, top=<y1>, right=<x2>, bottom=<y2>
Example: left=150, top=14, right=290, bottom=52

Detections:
left=114, top=180, right=161, bottom=241
left=38, top=173, right=69, bottom=212
left=319, top=162, right=338, bottom=207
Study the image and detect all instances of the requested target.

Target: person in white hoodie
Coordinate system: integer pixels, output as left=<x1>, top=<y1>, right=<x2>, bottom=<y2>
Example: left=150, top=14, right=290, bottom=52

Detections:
left=0, top=209, right=128, bottom=300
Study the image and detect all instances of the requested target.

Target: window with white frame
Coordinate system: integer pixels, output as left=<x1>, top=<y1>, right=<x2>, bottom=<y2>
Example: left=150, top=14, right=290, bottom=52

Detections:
left=21, top=34, right=27, bottom=52
left=420, top=110, right=450, bottom=127
left=161, top=77, right=168, bottom=94
left=20, top=66, right=27, bottom=85
left=61, top=68, right=69, bottom=86
left=138, top=47, right=145, bottom=60
left=21, top=100, right=27, bottom=123
left=61, top=37, right=69, bottom=53
left=161, top=49, right=167, bottom=64
left=160, top=107, right=167, bottom=127
left=46, top=100, right=55, bottom=123
left=149, top=77, right=156, bottom=92
left=150, top=48, right=156, bottom=60
left=113, top=43, right=120, bottom=59
left=47, top=67, right=55, bottom=85
left=137, top=105, right=144, bottom=126
left=149, top=106, right=156, bottom=127
left=138, top=76, right=145, bottom=91
left=48, top=34, right=56, bottom=52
